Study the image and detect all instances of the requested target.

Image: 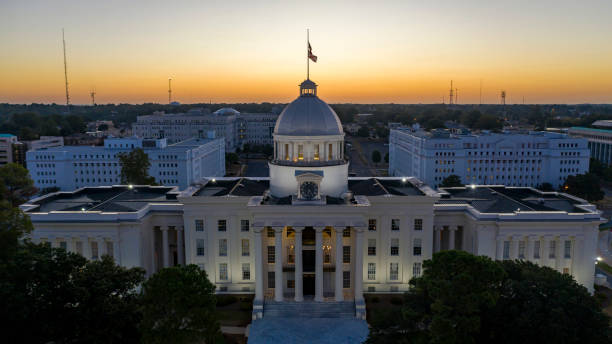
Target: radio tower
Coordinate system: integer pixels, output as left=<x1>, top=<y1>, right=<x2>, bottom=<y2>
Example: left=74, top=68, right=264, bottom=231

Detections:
left=449, top=80, right=454, bottom=105
left=62, top=28, right=70, bottom=109
left=168, top=78, right=172, bottom=104
left=455, top=88, right=458, bottom=104
left=500, top=90, right=506, bottom=105
left=90, top=89, right=96, bottom=106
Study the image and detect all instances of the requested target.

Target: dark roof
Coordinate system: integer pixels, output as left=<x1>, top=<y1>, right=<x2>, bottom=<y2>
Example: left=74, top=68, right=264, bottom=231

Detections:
left=29, top=186, right=179, bottom=213
left=438, top=186, right=588, bottom=213
left=348, top=178, right=424, bottom=196
left=194, top=178, right=270, bottom=197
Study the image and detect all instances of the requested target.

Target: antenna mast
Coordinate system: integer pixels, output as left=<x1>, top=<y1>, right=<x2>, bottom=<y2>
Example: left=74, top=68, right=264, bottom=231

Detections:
left=90, top=89, right=96, bottom=106
left=168, top=78, right=172, bottom=104
left=455, top=88, right=458, bottom=104
left=449, top=80, right=454, bottom=105
left=501, top=90, right=506, bottom=105
left=62, top=28, right=70, bottom=108
left=479, top=79, right=482, bottom=105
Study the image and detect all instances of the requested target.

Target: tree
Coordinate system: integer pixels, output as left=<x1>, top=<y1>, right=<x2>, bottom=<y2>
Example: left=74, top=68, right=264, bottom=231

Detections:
left=0, top=244, right=145, bottom=343
left=0, top=163, right=37, bottom=206
left=375, top=126, right=389, bottom=138
left=371, top=150, right=381, bottom=165
left=589, top=158, right=605, bottom=176
left=118, top=148, right=156, bottom=185
left=0, top=201, right=33, bottom=261
left=384, top=152, right=389, bottom=163
left=562, top=173, right=604, bottom=202
left=140, top=265, right=220, bottom=344
left=98, top=123, right=109, bottom=131
left=357, top=126, right=370, bottom=137
left=225, top=152, right=239, bottom=165
left=440, top=174, right=463, bottom=187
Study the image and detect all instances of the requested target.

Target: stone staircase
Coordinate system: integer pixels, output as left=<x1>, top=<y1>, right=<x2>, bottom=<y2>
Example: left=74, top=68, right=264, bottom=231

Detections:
left=263, top=301, right=356, bottom=318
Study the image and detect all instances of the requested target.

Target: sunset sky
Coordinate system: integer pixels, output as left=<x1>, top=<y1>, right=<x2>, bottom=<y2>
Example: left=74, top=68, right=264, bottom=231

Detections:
left=1, top=0, right=612, bottom=105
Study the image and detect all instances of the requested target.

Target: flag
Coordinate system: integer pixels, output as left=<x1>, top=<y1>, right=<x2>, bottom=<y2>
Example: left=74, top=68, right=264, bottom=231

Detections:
left=308, top=42, right=317, bottom=62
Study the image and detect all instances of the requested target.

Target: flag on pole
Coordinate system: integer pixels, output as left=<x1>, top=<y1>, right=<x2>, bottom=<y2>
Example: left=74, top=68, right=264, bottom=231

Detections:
left=308, top=43, right=317, bottom=62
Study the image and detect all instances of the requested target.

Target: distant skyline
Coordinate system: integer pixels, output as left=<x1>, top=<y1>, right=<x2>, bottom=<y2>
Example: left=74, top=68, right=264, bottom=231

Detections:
left=1, top=0, right=612, bottom=105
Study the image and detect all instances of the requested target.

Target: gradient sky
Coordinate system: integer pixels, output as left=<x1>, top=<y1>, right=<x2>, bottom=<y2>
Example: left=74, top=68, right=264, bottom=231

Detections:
left=1, top=0, right=612, bottom=105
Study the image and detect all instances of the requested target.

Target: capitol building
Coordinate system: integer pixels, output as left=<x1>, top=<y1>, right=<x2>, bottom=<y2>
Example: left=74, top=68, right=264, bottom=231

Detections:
left=21, top=78, right=602, bottom=321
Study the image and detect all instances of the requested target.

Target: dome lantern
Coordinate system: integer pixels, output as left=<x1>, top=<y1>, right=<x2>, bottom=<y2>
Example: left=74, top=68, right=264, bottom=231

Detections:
left=300, top=79, right=317, bottom=97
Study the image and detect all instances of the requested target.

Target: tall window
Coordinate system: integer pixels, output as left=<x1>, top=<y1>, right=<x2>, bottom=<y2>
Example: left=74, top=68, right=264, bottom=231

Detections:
left=91, top=241, right=98, bottom=260
left=219, top=263, right=228, bottom=281
left=314, top=144, right=320, bottom=160
left=196, top=239, right=205, bottom=256
left=413, top=262, right=422, bottom=277
left=218, top=220, right=227, bottom=232
left=268, top=271, right=275, bottom=288
left=267, top=228, right=275, bottom=238
left=287, top=246, right=295, bottom=263
left=414, top=219, right=423, bottom=231
left=241, top=239, right=250, bottom=257
left=75, top=241, right=83, bottom=255
left=219, top=239, right=227, bottom=257
left=242, top=263, right=250, bottom=280
left=368, top=219, right=377, bottom=231
left=267, top=246, right=275, bottom=263
left=503, top=241, right=510, bottom=259
left=367, top=263, right=376, bottom=280
left=518, top=240, right=525, bottom=259
left=390, top=238, right=399, bottom=256
left=343, top=271, right=351, bottom=288
left=284, top=144, right=289, bottom=160
left=368, top=239, right=376, bottom=256
left=343, top=228, right=351, bottom=237
left=240, top=220, right=250, bottom=232
left=549, top=240, right=556, bottom=259
left=534, top=240, right=540, bottom=259
left=413, top=238, right=422, bottom=256
left=328, top=143, right=333, bottom=160
left=106, top=241, right=113, bottom=258
left=298, top=145, right=304, bottom=160
left=195, top=219, right=204, bottom=232
left=390, top=263, right=399, bottom=281
left=564, top=240, right=571, bottom=258
left=343, top=246, right=351, bottom=263
left=391, top=219, right=400, bottom=231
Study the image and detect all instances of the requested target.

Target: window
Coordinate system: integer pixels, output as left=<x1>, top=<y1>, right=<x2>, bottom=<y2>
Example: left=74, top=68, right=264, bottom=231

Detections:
left=328, top=143, right=333, bottom=160
left=413, top=238, right=422, bottom=256
left=368, top=239, right=376, bottom=256
left=534, top=240, right=540, bottom=259
left=268, top=271, right=275, bottom=288
left=219, top=263, right=228, bottom=281
left=218, top=219, right=227, bottom=232
left=195, top=219, right=204, bottom=232
left=91, top=241, right=98, bottom=260
left=343, top=246, right=351, bottom=263
left=59, top=241, right=67, bottom=250
left=314, top=144, right=320, bottom=160
left=549, top=240, right=556, bottom=259
left=287, top=279, right=295, bottom=288
left=242, top=263, right=250, bottom=280
left=414, top=219, right=423, bottom=231
left=518, top=241, right=525, bottom=259
left=367, top=263, right=376, bottom=280
left=343, top=228, right=351, bottom=237
left=343, top=271, right=351, bottom=288
left=196, top=239, right=205, bottom=256
left=241, top=239, right=250, bottom=256
left=267, top=228, right=275, bottom=238
left=390, top=263, right=399, bottom=281
left=563, top=267, right=570, bottom=274
left=298, top=145, right=304, bottom=160
left=503, top=241, right=510, bottom=259
left=368, top=219, right=377, bottom=231
left=390, top=238, right=399, bottom=256
left=267, top=246, right=275, bottom=263
left=241, top=219, right=250, bottom=232
left=391, top=219, right=400, bottom=231
left=284, top=144, right=289, bottom=160
left=413, top=262, right=422, bottom=277
left=75, top=241, right=83, bottom=255
left=106, top=241, right=113, bottom=257
left=219, top=239, right=227, bottom=257
left=564, top=240, right=571, bottom=258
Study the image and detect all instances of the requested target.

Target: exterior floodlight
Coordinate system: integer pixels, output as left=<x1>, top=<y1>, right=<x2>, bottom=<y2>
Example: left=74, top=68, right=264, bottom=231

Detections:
left=470, top=184, right=476, bottom=189
left=401, top=178, right=407, bottom=183
left=212, top=178, right=217, bottom=183
left=81, top=208, right=85, bottom=212
left=128, top=184, right=134, bottom=189
left=597, top=256, right=603, bottom=262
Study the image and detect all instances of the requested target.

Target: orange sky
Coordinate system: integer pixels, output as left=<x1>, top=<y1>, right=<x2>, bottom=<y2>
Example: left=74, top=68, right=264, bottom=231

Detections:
left=1, top=0, right=612, bottom=104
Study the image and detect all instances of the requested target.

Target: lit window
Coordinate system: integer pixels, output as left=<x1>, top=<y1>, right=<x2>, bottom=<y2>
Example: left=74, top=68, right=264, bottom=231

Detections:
left=298, top=145, right=304, bottom=160
left=219, top=263, right=228, bottom=281
left=367, top=263, right=376, bottom=280
left=368, top=219, right=377, bottom=231
left=390, top=263, right=399, bottom=281
left=241, top=239, right=250, bottom=256
left=314, top=144, right=320, bottom=160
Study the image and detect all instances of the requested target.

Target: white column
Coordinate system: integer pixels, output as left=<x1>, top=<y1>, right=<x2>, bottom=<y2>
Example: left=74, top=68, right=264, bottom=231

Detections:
left=354, top=227, right=365, bottom=302
left=526, top=236, right=535, bottom=261
left=97, top=238, right=106, bottom=259
left=177, top=227, right=185, bottom=265
left=274, top=227, right=283, bottom=302
left=511, top=236, right=520, bottom=259
left=66, top=237, right=75, bottom=253
left=496, top=237, right=504, bottom=260
left=150, top=228, right=156, bottom=274
left=314, top=227, right=324, bottom=302
left=294, top=227, right=304, bottom=302
left=162, top=228, right=169, bottom=268
left=113, top=240, right=120, bottom=264
left=335, top=228, right=344, bottom=302
left=254, top=229, right=264, bottom=303
left=448, top=228, right=456, bottom=250
left=83, top=236, right=91, bottom=260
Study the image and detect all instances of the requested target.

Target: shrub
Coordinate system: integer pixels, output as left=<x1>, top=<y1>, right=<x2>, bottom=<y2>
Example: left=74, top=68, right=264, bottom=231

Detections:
left=390, top=296, right=403, bottom=305
left=216, top=295, right=238, bottom=307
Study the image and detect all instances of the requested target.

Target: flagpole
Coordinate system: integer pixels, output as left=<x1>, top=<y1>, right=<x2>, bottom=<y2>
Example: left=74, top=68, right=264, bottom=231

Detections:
left=307, top=29, right=309, bottom=80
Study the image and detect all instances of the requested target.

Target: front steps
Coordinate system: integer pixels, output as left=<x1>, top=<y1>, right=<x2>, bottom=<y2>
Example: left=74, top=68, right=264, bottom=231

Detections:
left=263, top=300, right=356, bottom=318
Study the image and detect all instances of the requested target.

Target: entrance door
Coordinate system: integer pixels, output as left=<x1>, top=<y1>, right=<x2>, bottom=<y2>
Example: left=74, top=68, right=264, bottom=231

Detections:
left=303, top=274, right=315, bottom=296
left=303, top=249, right=315, bottom=272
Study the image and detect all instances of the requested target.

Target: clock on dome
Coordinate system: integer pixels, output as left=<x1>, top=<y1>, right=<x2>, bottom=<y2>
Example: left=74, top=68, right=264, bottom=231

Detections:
left=299, top=181, right=318, bottom=200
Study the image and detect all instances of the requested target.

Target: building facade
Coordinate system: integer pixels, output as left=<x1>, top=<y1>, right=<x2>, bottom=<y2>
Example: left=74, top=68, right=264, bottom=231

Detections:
left=21, top=79, right=602, bottom=322
left=568, top=126, right=612, bottom=165
left=132, top=108, right=278, bottom=152
left=0, top=133, right=19, bottom=166
left=26, top=136, right=225, bottom=191
left=389, top=128, right=590, bottom=189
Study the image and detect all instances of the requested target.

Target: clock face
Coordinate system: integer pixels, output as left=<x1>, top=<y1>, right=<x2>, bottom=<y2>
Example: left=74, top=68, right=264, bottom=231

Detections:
left=300, top=181, right=318, bottom=200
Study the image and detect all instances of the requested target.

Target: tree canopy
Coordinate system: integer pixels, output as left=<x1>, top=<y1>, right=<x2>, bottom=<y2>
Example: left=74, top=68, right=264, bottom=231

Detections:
left=563, top=173, right=604, bottom=202
left=371, top=150, right=382, bottom=164
left=357, top=126, right=370, bottom=137
left=118, top=148, right=157, bottom=185
left=439, top=174, right=463, bottom=187
left=0, top=163, right=37, bottom=206
left=140, top=265, right=220, bottom=344
left=367, top=250, right=611, bottom=344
